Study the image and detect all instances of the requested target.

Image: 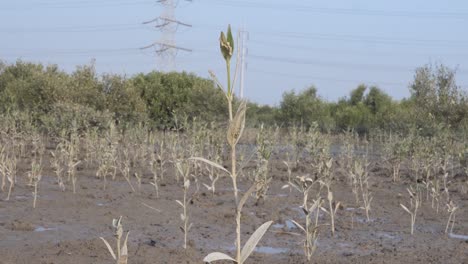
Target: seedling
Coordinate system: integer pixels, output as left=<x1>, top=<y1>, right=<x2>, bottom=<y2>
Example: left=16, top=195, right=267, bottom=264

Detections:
left=445, top=200, right=458, bottom=234
left=29, top=159, right=42, bottom=208
left=1, top=152, right=17, bottom=201
left=319, top=158, right=340, bottom=235
left=287, top=176, right=324, bottom=260
left=175, top=160, right=193, bottom=249
left=400, top=186, right=421, bottom=235
left=100, top=216, right=129, bottom=264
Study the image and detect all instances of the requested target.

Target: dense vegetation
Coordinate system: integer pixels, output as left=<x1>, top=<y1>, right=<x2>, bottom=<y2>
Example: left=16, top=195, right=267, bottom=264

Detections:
left=0, top=60, right=467, bottom=135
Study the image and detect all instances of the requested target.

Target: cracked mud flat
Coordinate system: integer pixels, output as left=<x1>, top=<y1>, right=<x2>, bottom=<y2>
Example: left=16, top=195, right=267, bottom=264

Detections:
left=0, top=154, right=468, bottom=264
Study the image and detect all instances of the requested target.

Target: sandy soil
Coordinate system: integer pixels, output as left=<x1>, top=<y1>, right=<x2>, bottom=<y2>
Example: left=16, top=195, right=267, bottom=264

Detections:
left=0, top=150, right=468, bottom=264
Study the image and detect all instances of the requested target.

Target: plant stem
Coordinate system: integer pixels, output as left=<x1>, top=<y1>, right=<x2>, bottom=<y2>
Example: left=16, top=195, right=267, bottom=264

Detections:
left=226, top=60, right=233, bottom=121
left=232, top=145, right=238, bottom=202
left=33, top=183, right=37, bottom=208
left=236, top=208, right=242, bottom=263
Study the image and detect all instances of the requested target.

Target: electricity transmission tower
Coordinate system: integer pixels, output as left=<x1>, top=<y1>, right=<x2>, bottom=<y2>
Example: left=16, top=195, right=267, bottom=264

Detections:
left=141, top=0, right=192, bottom=71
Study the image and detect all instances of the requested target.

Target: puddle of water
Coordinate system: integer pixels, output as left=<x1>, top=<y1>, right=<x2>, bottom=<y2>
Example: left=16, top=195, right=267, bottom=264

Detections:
left=272, top=223, right=284, bottom=229
left=449, top=233, right=468, bottom=240
left=255, top=246, right=289, bottom=254
left=285, top=220, right=296, bottom=229
left=97, top=203, right=105, bottom=206
left=15, top=195, right=28, bottom=200
left=34, top=226, right=57, bottom=232
left=225, top=246, right=288, bottom=255
left=272, top=220, right=296, bottom=230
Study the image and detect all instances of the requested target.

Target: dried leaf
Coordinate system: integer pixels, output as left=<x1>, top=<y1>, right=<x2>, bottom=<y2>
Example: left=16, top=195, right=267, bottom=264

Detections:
left=189, top=157, right=231, bottom=176
left=203, top=252, right=235, bottom=263
left=240, top=220, right=273, bottom=263
left=141, top=202, right=162, bottom=213
left=175, top=200, right=184, bottom=207
left=290, top=219, right=306, bottom=233
left=400, top=204, right=412, bottom=214
left=99, top=237, right=116, bottom=260
left=227, top=101, right=247, bottom=147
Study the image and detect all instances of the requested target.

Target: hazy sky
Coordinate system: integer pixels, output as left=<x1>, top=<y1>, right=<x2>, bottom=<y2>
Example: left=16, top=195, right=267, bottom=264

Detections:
left=1, top=0, right=468, bottom=105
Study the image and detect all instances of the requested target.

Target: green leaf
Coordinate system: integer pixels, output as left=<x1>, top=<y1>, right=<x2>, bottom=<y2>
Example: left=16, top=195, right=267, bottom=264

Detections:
left=227, top=24, right=234, bottom=53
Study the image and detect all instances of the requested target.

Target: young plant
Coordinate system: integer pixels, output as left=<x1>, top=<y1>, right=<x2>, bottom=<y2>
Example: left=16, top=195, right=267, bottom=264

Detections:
left=319, top=158, right=340, bottom=236
left=118, top=148, right=136, bottom=192
left=254, top=124, right=273, bottom=202
left=357, top=162, right=373, bottom=221
left=208, top=24, right=245, bottom=202
left=202, top=151, right=222, bottom=196
left=400, top=186, right=421, bottom=235
left=1, top=153, right=17, bottom=201
left=197, top=25, right=273, bottom=264
left=149, top=150, right=162, bottom=198
left=287, top=176, right=323, bottom=261
left=100, top=216, right=129, bottom=264
left=29, top=159, right=42, bottom=208
left=283, top=153, right=293, bottom=193
left=175, top=161, right=193, bottom=249
left=445, top=200, right=458, bottom=234
left=50, top=147, right=66, bottom=191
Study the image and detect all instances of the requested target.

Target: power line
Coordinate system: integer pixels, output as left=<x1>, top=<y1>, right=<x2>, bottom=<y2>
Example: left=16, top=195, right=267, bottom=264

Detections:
left=0, top=1, right=155, bottom=10
left=191, top=24, right=468, bottom=48
left=248, top=68, right=408, bottom=86
left=248, top=39, right=468, bottom=58
left=205, top=0, right=468, bottom=20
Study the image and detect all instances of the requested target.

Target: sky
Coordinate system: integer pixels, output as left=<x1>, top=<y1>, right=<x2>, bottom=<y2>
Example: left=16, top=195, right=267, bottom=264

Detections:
left=1, top=0, right=468, bottom=106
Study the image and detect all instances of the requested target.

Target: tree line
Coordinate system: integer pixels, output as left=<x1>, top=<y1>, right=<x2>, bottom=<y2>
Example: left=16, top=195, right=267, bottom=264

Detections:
left=1, top=60, right=467, bottom=135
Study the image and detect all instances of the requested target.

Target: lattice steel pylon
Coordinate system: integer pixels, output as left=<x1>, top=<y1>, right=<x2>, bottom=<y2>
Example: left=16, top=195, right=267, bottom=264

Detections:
left=142, top=0, right=192, bottom=71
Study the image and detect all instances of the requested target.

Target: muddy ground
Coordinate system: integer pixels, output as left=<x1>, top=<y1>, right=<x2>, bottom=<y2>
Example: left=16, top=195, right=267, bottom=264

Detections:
left=1, top=151, right=468, bottom=264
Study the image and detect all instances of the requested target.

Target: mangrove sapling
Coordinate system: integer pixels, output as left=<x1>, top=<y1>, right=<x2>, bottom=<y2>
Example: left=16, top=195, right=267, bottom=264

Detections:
left=400, top=186, right=421, bottom=235
left=198, top=25, right=273, bottom=264
left=254, top=124, right=273, bottom=202
left=202, top=152, right=222, bottom=196
left=319, top=158, right=340, bottom=236
left=100, top=216, right=130, bottom=264
left=118, top=149, right=136, bottom=192
left=445, top=200, right=459, bottom=234
left=385, top=135, right=409, bottom=182
left=354, top=161, right=373, bottom=221
left=68, top=158, right=81, bottom=194
left=208, top=24, right=245, bottom=202
left=287, top=176, right=324, bottom=261
left=430, top=179, right=441, bottom=213
left=1, top=154, right=17, bottom=201
left=175, top=161, right=193, bottom=249
left=282, top=154, right=293, bottom=193
left=50, top=149, right=65, bottom=191
left=29, top=159, right=42, bottom=208
left=149, top=151, right=161, bottom=198
left=0, top=146, right=6, bottom=191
